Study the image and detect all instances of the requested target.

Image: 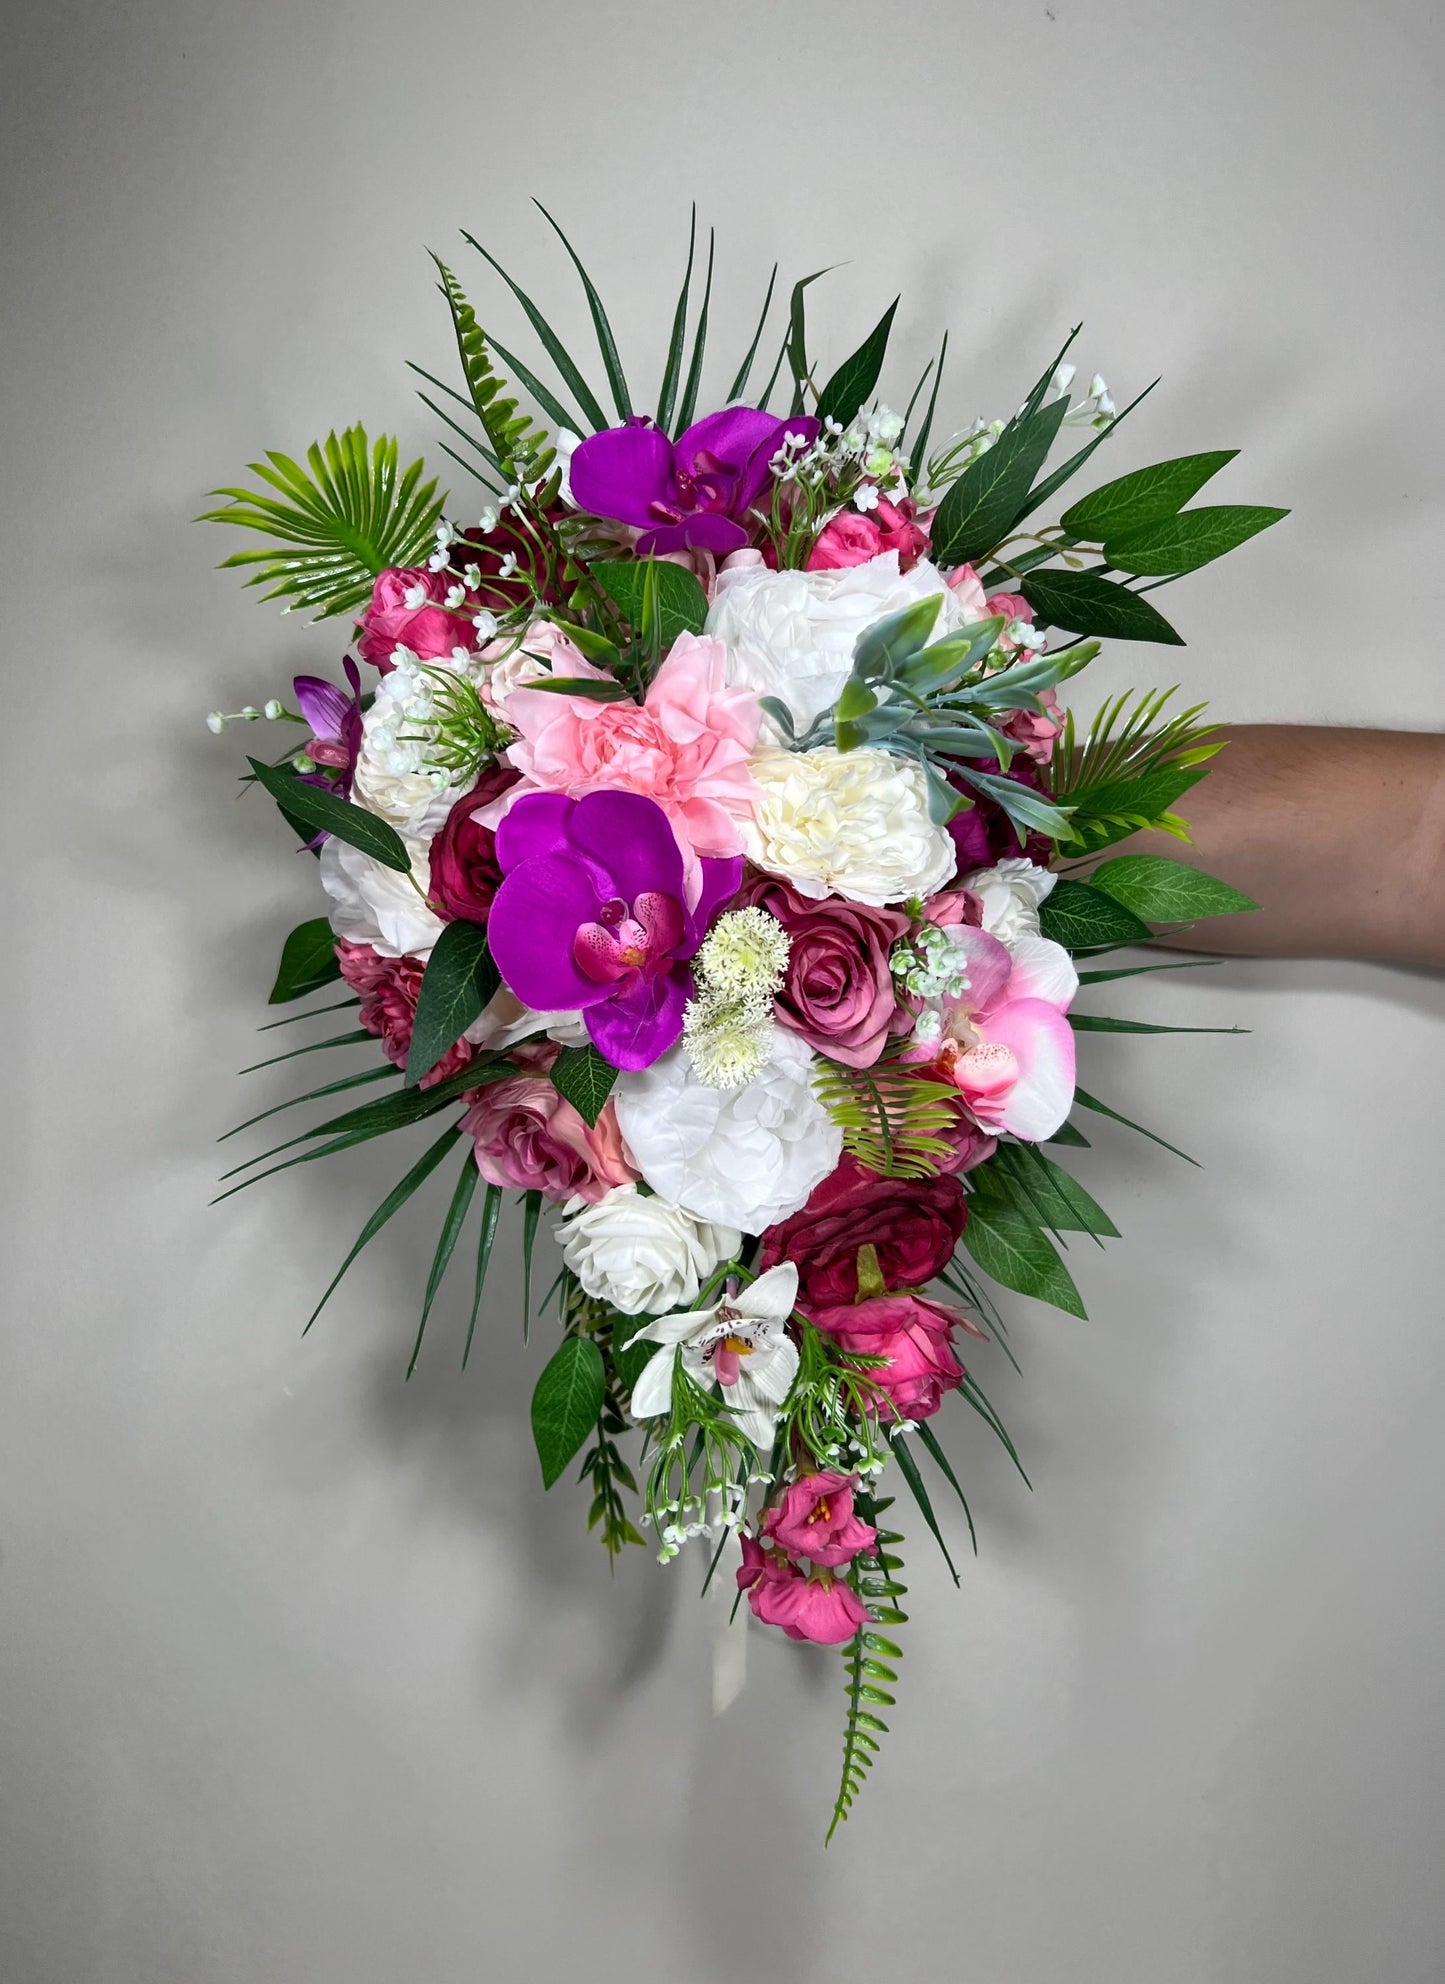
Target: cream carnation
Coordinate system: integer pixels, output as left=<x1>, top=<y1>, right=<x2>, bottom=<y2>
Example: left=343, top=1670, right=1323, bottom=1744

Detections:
left=962, top=856, right=1058, bottom=947
left=614, top=1025, right=842, bottom=1234
left=705, top=550, right=969, bottom=733
left=557, top=1184, right=740, bottom=1317
left=742, top=746, right=957, bottom=907
left=318, top=834, right=446, bottom=961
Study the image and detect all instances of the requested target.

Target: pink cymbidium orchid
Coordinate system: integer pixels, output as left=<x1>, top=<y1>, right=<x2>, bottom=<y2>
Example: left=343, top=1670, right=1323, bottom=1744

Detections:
left=899, top=923, right=1078, bottom=1141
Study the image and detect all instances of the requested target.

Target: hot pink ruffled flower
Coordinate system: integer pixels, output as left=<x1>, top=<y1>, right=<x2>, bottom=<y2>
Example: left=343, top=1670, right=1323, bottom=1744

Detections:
left=762, top=1472, right=877, bottom=1568
left=735, top=1535, right=872, bottom=1644
left=477, top=633, right=761, bottom=905
left=335, top=941, right=476, bottom=1088
left=899, top=923, right=1078, bottom=1141
left=808, top=495, right=929, bottom=572
left=808, top=1292, right=980, bottom=1422
left=460, top=1042, right=637, bottom=1203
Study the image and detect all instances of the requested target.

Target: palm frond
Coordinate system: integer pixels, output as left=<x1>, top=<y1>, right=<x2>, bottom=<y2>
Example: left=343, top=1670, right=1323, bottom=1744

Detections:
left=431, top=257, right=555, bottom=484
left=813, top=1056, right=962, bottom=1179
left=1051, top=685, right=1222, bottom=797
left=199, top=426, right=444, bottom=621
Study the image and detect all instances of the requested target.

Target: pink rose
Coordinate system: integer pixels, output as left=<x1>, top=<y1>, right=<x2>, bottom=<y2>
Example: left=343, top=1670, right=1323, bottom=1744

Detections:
left=872, top=495, right=930, bottom=570
left=461, top=1042, right=637, bottom=1204
left=736, top=874, right=909, bottom=1068
left=336, top=941, right=476, bottom=1088
left=426, top=762, right=518, bottom=924
left=921, top=887, right=984, bottom=929
left=994, top=685, right=1064, bottom=765
left=807, top=1291, right=980, bottom=1422
left=762, top=1472, right=877, bottom=1568
left=735, top=1535, right=872, bottom=1644
left=355, top=568, right=470, bottom=672
left=807, top=509, right=885, bottom=571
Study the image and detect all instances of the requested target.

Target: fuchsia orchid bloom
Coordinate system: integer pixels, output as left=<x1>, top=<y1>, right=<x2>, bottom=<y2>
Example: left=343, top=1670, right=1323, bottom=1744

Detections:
left=293, top=657, right=363, bottom=794
left=485, top=789, right=740, bottom=1071
left=569, top=407, right=820, bottom=556
left=900, top=923, right=1079, bottom=1141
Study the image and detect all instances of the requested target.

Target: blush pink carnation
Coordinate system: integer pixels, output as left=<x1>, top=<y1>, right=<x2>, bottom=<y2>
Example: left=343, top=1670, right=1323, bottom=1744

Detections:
left=762, top=1472, right=877, bottom=1568
left=355, top=568, right=471, bottom=672
left=336, top=940, right=476, bottom=1088
left=735, top=1535, right=872, bottom=1644
left=461, top=1042, right=637, bottom=1203
left=476, top=632, right=761, bottom=904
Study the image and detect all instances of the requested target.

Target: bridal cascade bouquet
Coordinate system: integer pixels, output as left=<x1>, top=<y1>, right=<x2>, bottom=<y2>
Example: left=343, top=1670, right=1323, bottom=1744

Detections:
left=205, top=210, right=1282, bottom=1835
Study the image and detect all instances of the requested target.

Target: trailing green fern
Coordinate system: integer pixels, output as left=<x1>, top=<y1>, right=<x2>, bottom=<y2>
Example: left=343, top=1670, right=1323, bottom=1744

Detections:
left=431, top=256, right=555, bottom=486
left=200, top=426, right=445, bottom=621
left=813, top=1055, right=962, bottom=1178
left=828, top=1497, right=907, bottom=1843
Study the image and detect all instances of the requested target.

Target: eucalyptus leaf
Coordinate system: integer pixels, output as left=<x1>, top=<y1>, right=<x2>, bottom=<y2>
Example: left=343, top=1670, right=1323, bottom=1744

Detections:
left=405, top=921, right=500, bottom=1088
left=1020, top=569, right=1184, bottom=645
left=268, top=918, right=341, bottom=1004
left=962, top=1200, right=1087, bottom=1318
left=593, top=558, right=709, bottom=646
left=1103, top=504, right=1288, bottom=576
left=1060, top=450, right=1238, bottom=539
left=1038, top=880, right=1152, bottom=951
left=550, top=1042, right=618, bottom=1127
left=929, top=397, right=1069, bottom=567
left=247, top=759, right=412, bottom=872
left=1089, top=853, right=1258, bottom=920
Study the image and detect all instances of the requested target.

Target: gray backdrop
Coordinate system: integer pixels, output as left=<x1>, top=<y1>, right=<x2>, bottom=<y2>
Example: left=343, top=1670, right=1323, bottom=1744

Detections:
left=2, top=2, right=1443, bottom=1979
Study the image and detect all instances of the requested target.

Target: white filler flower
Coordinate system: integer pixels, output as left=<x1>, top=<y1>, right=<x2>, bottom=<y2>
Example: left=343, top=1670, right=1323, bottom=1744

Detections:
left=743, top=746, right=957, bottom=907
left=558, top=1184, right=740, bottom=1318
left=318, top=835, right=446, bottom=961
left=705, top=550, right=969, bottom=733
left=961, top=856, right=1058, bottom=947
left=614, top=1025, right=841, bottom=1234
left=626, top=1261, right=801, bottom=1449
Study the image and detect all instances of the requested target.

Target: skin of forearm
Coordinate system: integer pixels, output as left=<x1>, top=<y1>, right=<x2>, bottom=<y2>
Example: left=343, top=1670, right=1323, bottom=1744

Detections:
left=1100, top=725, right=1445, bottom=966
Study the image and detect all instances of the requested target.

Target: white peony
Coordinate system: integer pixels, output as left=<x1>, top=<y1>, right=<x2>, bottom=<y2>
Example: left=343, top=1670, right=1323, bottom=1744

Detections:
left=742, top=746, right=957, bottom=907
left=614, top=1025, right=841, bottom=1235
left=963, top=856, right=1058, bottom=947
left=705, top=550, right=970, bottom=733
left=318, top=835, right=446, bottom=960
left=557, top=1184, right=740, bottom=1318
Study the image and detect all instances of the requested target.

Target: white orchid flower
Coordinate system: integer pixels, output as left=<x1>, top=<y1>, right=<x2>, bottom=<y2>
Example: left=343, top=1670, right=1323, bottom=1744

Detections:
left=625, top=1262, right=801, bottom=1451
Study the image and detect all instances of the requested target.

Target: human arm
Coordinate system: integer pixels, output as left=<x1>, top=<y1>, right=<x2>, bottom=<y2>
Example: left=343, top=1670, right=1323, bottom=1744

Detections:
left=1109, top=725, right=1445, bottom=966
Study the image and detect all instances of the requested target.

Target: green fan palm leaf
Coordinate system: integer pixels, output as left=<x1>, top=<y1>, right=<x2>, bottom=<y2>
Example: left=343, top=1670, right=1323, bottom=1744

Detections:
left=199, top=425, right=445, bottom=621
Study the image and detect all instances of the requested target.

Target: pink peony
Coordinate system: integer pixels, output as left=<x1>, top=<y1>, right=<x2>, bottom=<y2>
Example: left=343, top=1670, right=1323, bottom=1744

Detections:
left=736, top=873, right=909, bottom=1068
left=336, top=941, right=476, bottom=1088
left=736, top=1535, right=872, bottom=1644
left=460, top=1041, right=637, bottom=1203
left=355, top=568, right=471, bottom=672
left=763, top=1472, right=877, bottom=1568
left=808, top=1292, right=979, bottom=1422
left=426, top=762, right=518, bottom=925
left=476, top=633, right=761, bottom=905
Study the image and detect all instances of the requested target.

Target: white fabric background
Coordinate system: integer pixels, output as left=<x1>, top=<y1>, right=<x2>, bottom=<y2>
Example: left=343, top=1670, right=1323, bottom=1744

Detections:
left=2, top=2, right=1442, bottom=1978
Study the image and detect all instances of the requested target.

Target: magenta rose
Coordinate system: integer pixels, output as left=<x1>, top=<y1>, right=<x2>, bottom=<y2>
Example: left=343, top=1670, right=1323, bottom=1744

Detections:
left=335, top=940, right=476, bottom=1088
left=808, top=1292, right=975, bottom=1422
left=872, top=494, right=930, bottom=569
left=807, top=509, right=885, bottom=571
left=736, top=873, right=909, bottom=1068
left=427, top=762, right=519, bottom=924
left=757, top=1153, right=968, bottom=1307
left=355, top=567, right=470, bottom=671
left=735, top=1535, right=871, bottom=1644
left=461, top=1042, right=637, bottom=1204
left=762, top=1472, right=877, bottom=1568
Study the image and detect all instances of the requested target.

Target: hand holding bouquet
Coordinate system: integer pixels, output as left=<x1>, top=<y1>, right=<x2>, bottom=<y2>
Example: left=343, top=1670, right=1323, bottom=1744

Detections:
left=205, top=210, right=1282, bottom=1834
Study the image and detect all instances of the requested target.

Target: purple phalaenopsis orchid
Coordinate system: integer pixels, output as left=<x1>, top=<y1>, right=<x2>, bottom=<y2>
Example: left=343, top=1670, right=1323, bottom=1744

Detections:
left=568, top=408, right=821, bottom=556
left=486, top=790, right=741, bottom=1070
left=294, top=656, right=363, bottom=797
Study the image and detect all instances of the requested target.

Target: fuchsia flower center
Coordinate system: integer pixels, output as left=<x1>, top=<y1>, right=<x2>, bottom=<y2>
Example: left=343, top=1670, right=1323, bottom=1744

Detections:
left=573, top=889, right=686, bottom=984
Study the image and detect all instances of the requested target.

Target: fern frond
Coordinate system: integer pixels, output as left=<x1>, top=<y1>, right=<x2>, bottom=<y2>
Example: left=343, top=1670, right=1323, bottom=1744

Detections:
left=430, top=256, right=556, bottom=484
left=813, top=1056, right=962, bottom=1179
left=827, top=1499, right=907, bottom=1844
left=199, top=426, right=445, bottom=621
left=1050, top=685, right=1222, bottom=799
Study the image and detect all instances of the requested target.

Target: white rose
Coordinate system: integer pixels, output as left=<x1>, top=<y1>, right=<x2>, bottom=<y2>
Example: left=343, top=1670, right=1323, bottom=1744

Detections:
left=742, top=746, right=957, bottom=907
left=963, top=856, right=1058, bottom=947
left=318, top=834, right=446, bottom=960
left=558, top=1185, right=740, bottom=1318
left=705, top=550, right=969, bottom=733
left=614, top=1025, right=842, bottom=1234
